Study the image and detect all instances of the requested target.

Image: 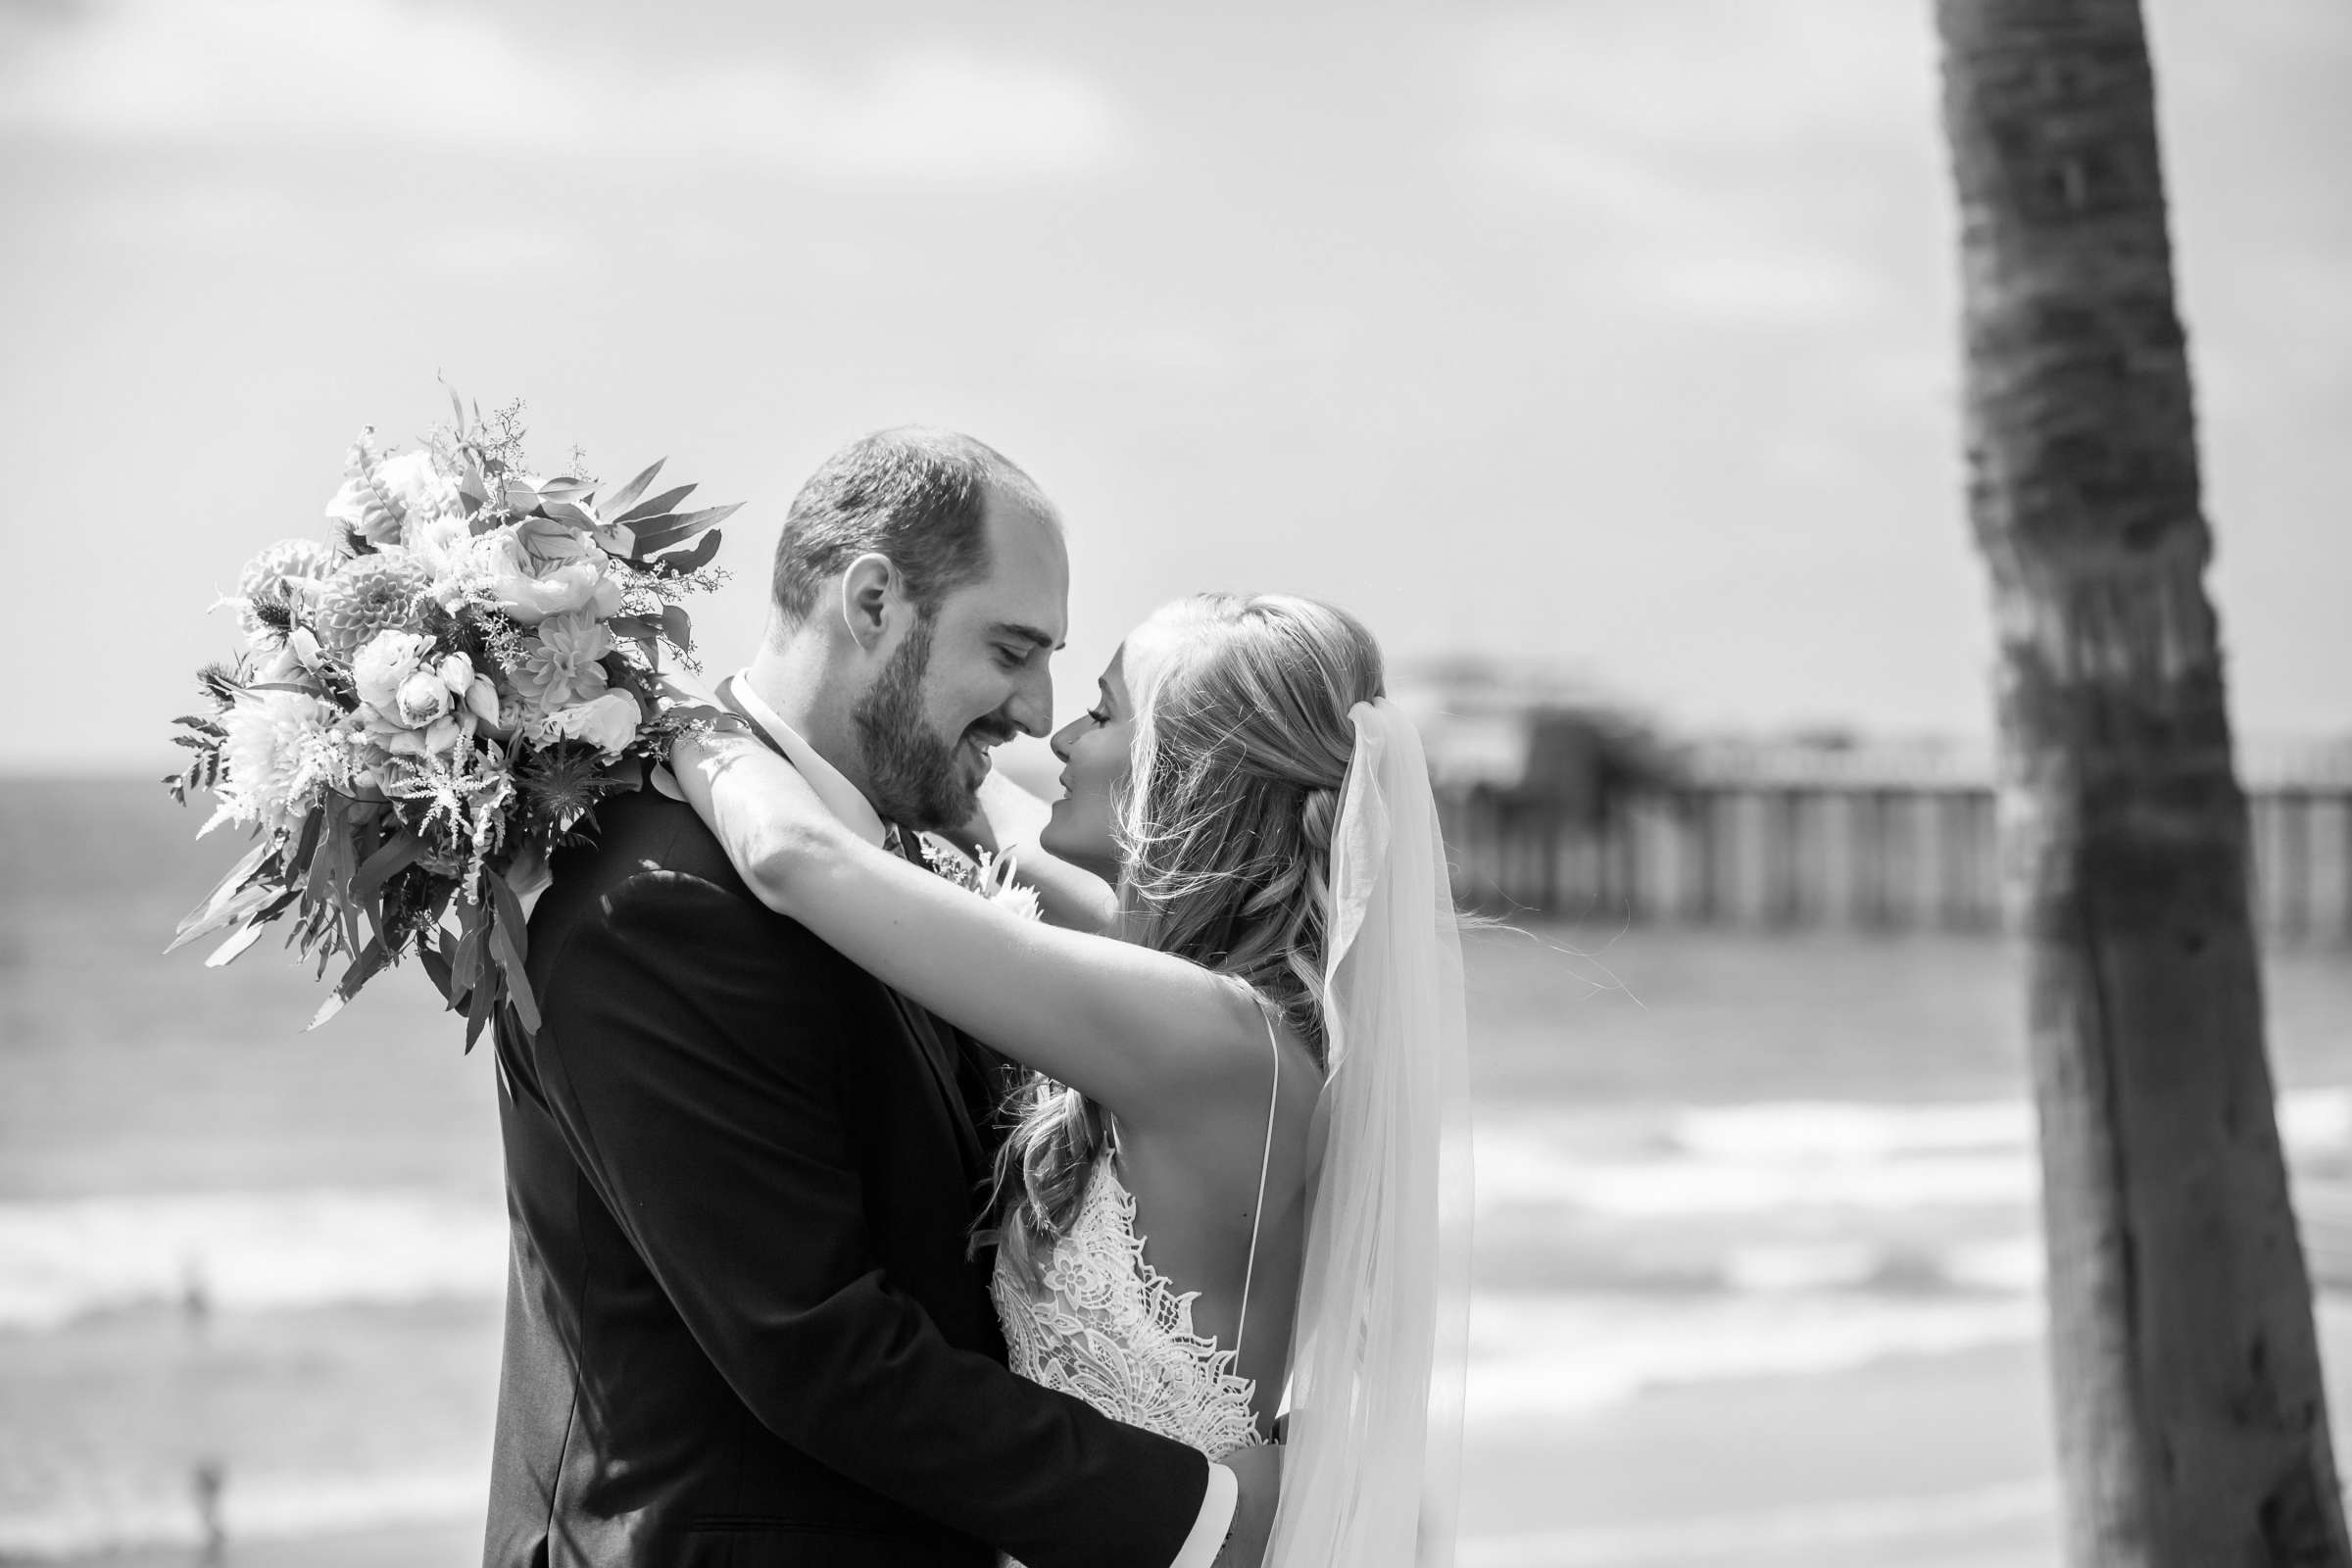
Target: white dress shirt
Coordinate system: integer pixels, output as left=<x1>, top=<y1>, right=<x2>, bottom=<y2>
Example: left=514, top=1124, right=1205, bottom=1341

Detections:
left=720, top=673, right=889, bottom=848
left=716, top=672, right=1241, bottom=1567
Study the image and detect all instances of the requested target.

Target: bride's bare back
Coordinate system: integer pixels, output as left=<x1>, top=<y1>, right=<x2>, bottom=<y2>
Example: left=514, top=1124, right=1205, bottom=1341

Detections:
left=1027, top=1008, right=1323, bottom=1444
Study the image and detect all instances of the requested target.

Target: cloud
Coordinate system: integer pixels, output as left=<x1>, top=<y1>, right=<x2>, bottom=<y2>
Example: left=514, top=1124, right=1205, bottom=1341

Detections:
left=0, top=0, right=1124, bottom=181
left=1459, top=3, right=1942, bottom=329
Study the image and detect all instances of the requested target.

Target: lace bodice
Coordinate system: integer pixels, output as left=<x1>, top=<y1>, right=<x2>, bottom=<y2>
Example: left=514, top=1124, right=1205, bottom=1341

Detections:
left=990, top=1155, right=1268, bottom=1462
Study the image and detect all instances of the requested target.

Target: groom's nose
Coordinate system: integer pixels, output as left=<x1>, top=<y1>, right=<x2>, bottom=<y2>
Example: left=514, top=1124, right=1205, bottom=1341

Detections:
left=1004, top=661, right=1054, bottom=739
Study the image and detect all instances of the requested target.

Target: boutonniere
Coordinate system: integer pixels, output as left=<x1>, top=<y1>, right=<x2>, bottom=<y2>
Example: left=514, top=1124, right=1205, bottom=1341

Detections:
left=917, top=839, right=1044, bottom=923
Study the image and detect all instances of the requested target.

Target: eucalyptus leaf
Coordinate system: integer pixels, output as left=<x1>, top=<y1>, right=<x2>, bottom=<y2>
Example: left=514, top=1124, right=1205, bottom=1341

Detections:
left=486, top=872, right=531, bottom=966
left=451, top=901, right=486, bottom=994
left=203, top=918, right=270, bottom=968
left=172, top=840, right=272, bottom=945
left=464, top=958, right=499, bottom=1052
left=484, top=872, right=539, bottom=1034
left=599, top=458, right=666, bottom=518
left=290, top=806, right=326, bottom=881
left=350, top=828, right=424, bottom=907
left=418, top=942, right=456, bottom=1004
left=307, top=937, right=389, bottom=1031
left=489, top=927, right=539, bottom=1034
left=647, top=528, right=723, bottom=576
left=630, top=505, right=741, bottom=558
left=169, top=879, right=273, bottom=953
left=616, top=484, right=697, bottom=526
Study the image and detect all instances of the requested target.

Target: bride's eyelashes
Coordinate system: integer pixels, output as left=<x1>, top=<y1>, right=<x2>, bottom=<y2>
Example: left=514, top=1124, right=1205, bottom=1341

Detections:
left=1085, top=706, right=1110, bottom=726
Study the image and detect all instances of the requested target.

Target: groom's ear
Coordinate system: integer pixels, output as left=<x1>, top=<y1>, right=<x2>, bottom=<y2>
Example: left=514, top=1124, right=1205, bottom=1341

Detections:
left=836, top=553, right=899, bottom=651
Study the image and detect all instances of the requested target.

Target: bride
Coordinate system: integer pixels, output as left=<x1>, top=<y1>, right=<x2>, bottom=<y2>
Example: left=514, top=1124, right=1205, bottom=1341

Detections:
left=673, top=591, right=1472, bottom=1567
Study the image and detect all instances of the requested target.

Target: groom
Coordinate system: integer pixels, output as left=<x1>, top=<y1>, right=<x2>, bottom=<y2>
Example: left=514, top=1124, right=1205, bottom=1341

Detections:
left=487, top=429, right=1274, bottom=1567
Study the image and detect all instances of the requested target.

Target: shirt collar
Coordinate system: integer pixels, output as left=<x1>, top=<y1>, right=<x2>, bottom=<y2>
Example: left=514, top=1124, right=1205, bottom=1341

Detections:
left=727, top=670, right=891, bottom=850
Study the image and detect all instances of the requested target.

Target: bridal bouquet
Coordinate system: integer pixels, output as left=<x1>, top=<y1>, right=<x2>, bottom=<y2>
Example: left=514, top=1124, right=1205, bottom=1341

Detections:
left=167, top=395, right=735, bottom=1045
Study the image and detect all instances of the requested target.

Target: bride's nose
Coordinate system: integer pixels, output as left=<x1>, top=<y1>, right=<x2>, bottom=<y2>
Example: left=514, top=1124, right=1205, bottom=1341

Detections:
left=1049, top=716, right=1082, bottom=762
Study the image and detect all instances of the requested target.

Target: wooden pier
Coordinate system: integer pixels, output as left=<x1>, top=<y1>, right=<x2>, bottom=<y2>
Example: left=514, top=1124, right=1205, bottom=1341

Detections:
left=1429, top=732, right=2352, bottom=944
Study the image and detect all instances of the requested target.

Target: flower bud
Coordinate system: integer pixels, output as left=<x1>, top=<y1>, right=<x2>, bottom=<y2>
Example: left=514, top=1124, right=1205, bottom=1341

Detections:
left=465, top=674, right=503, bottom=728
left=396, top=670, right=455, bottom=727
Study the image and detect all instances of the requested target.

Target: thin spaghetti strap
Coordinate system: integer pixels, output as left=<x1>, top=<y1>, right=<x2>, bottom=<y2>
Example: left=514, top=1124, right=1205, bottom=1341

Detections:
left=1234, top=1003, right=1282, bottom=1363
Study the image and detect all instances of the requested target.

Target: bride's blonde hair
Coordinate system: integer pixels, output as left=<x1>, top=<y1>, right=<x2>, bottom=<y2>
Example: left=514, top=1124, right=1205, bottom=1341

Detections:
left=979, top=593, right=1385, bottom=1288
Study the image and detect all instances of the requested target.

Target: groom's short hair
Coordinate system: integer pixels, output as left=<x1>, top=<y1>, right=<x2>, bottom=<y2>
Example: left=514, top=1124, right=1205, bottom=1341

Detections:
left=770, top=427, right=1054, bottom=623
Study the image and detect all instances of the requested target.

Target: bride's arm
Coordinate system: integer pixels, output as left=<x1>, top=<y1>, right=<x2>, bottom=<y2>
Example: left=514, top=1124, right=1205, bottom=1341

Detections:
left=670, top=730, right=1265, bottom=1127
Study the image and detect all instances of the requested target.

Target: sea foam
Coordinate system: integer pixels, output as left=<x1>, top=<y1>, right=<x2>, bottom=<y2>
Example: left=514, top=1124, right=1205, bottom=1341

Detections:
left=0, top=1188, right=506, bottom=1331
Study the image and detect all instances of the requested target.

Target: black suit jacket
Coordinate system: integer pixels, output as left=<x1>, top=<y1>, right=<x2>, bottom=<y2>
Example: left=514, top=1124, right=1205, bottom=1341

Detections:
left=485, top=785, right=1206, bottom=1567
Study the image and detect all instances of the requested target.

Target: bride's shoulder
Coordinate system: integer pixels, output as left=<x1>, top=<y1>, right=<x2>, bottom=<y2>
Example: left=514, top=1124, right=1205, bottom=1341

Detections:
left=1139, top=979, right=1322, bottom=1142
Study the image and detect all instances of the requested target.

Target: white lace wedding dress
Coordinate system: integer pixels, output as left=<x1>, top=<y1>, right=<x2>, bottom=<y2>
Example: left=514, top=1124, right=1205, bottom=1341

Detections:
left=990, top=1150, right=1271, bottom=1464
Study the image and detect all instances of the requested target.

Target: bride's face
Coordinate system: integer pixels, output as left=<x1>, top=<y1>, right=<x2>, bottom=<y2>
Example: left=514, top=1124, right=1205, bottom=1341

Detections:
left=1040, top=625, right=1174, bottom=873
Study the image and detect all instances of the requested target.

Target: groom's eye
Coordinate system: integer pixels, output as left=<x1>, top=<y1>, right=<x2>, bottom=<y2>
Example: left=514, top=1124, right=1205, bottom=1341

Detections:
left=993, top=645, right=1028, bottom=669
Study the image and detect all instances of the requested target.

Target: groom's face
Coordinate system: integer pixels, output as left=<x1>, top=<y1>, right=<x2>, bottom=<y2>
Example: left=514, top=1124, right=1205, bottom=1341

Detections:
left=854, top=487, right=1067, bottom=828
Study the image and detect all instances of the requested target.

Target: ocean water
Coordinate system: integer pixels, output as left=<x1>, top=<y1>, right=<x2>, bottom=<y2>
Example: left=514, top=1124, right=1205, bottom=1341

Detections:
left=7, top=778, right=2352, bottom=1563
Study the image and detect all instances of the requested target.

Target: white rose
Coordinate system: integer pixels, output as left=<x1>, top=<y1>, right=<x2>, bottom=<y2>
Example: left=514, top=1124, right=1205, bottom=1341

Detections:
left=539, top=688, right=643, bottom=760
left=394, top=670, right=456, bottom=728
left=483, top=526, right=623, bottom=626
left=351, top=630, right=434, bottom=713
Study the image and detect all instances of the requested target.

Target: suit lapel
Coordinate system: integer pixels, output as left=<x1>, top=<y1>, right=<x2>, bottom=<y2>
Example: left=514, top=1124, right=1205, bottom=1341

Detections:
left=879, top=824, right=990, bottom=1181
left=715, top=680, right=987, bottom=1182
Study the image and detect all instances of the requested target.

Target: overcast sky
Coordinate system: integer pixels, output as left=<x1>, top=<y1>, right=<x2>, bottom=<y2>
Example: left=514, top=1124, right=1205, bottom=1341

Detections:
left=2, top=0, right=2344, bottom=774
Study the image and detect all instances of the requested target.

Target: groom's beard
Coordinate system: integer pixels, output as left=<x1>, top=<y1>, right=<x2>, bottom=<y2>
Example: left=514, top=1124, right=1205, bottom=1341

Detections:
left=853, top=613, right=1006, bottom=829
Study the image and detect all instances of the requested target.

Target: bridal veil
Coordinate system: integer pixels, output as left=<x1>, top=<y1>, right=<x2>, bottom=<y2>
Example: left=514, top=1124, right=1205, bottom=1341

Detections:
left=1264, top=698, right=1473, bottom=1568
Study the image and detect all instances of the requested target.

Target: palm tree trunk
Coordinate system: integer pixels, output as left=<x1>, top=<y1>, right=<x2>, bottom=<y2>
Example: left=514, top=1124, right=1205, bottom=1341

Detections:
left=1933, top=1, right=2350, bottom=1561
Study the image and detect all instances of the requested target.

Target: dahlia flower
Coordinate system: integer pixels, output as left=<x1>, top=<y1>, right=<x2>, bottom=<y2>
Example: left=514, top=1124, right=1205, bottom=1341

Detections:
left=315, top=554, right=432, bottom=657
left=507, top=612, right=612, bottom=710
